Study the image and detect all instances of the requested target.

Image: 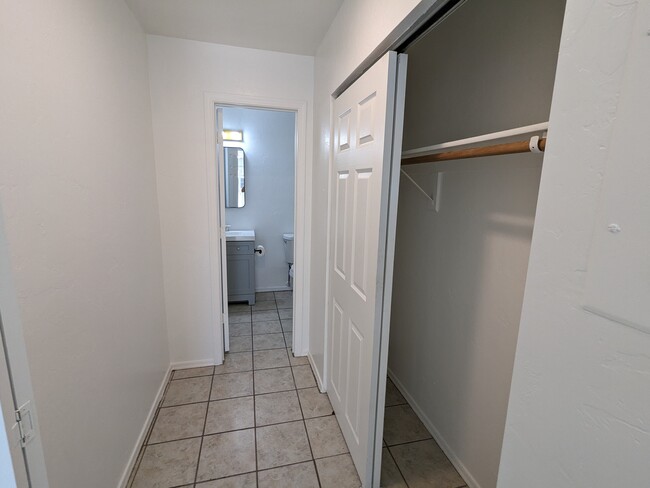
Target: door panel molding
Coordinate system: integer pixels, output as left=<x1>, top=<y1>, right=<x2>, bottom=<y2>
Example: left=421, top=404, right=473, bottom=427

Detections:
left=326, top=51, right=407, bottom=487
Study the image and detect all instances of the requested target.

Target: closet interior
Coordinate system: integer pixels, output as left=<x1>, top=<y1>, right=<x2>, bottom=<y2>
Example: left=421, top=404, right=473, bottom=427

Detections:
left=381, top=0, right=567, bottom=487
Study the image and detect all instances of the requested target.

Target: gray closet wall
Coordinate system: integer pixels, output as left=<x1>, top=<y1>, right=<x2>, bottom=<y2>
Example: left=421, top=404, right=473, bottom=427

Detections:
left=388, top=1, right=567, bottom=487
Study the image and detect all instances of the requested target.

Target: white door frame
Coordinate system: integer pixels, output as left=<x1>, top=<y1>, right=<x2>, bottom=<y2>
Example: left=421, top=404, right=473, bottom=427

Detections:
left=0, top=314, right=24, bottom=487
left=370, top=55, right=408, bottom=485
left=0, top=209, right=49, bottom=487
left=204, top=93, right=312, bottom=364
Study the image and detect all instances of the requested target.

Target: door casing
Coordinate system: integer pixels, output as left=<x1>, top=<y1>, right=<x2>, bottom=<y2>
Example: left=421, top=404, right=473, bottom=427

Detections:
left=0, top=208, right=49, bottom=487
left=204, top=93, right=312, bottom=364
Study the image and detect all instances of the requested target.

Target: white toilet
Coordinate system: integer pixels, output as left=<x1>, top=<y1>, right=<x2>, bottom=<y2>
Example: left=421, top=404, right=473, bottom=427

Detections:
left=282, top=233, right=294, bottom=288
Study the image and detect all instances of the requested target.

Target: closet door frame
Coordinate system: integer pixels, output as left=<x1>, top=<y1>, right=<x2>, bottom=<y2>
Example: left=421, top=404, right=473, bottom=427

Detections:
left=370, top=53, right=408, bottom=486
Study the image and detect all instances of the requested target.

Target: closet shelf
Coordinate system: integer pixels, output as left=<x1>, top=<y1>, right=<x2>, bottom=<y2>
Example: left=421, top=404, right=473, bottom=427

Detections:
left=401, top=122, right=549, bottom=158
left=402, top=137, right=546, bottom=166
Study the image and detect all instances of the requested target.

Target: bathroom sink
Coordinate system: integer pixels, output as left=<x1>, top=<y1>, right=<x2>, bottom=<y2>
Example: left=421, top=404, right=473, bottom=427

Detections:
left=226, top=229, right=255, bottom=241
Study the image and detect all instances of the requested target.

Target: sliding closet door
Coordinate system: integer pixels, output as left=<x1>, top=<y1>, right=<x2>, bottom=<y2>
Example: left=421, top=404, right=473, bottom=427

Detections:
left=328, top=51, right=406, bottom=486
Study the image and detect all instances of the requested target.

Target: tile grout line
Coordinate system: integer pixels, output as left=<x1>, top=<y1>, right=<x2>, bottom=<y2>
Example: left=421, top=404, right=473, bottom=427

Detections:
left=151, top=378, right=324, bottom=409
left=384, top=437, right=435, bottom=449
left=197, top=449, right=351, bottom=487
left=275, top=295, right=283, bottom=351
left=137, top=408, right=342, bottom=448
left=288, top=355, right=322, bottom=488
left=386, top=444, right=410, bottom=488
left=192, top=367, right=215, bottom=485
left=252, top=308, right=262, bottom=488
left=251, top=304, right=268, bottom=486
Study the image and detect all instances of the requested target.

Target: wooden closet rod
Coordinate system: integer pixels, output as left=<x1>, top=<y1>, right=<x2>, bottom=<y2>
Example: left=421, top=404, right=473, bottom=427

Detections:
left=401, top=137, right=546, bottom=166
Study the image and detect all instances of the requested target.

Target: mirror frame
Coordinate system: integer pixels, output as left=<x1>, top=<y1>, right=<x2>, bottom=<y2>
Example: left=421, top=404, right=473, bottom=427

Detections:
left=224, top=146, right=246, bottom=208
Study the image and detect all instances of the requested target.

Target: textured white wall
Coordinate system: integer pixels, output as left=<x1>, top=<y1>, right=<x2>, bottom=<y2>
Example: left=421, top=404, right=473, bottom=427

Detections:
left=0, top=1, right=169, bottom=486
left=147, top=35, right=313, bottom=364
left=499, top=1, right=650, bottom=486
left=310, top=0, right=430, bottom=387
left=388, top=1, right=565, bottom=487
left=223, top=107, right=296, bottom=291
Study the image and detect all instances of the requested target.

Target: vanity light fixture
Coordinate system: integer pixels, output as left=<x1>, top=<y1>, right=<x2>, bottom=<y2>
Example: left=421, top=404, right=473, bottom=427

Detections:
left=223, top=129, right=243, bottom=142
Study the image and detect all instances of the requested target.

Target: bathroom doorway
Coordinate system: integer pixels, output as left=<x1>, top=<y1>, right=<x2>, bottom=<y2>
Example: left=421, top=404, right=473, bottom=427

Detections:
left=221, top=105, right=296, bottom=356
left=204, top=94, right=311, bottom=368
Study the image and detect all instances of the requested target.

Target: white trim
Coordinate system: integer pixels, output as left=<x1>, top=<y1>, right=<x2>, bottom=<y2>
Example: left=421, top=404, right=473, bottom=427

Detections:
left=204, top=98, right=226, bottom=366
left=0, top=211, right=49, bottom=488
left=387, top=368, right=482, bottom=488
left=372, top=53, right=409, bottom=487
left=203, top=92, right=311, bottom=363
left=308, top=353, right=326, bottom=393
left=320, top=95, right=336, bottom=392
left=215, top=108, right=230, bottom=353
left=169, top=359, right=216, bottom=370
left=117, top=365, right=173, bottom=488
left=255, top=286, right=293, bottom=293
left=0, top=315, right=25, bottom=486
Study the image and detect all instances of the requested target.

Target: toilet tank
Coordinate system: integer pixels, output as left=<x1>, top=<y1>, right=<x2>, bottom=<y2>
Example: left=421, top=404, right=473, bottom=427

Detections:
left=282, top=233, right=294, bottom=265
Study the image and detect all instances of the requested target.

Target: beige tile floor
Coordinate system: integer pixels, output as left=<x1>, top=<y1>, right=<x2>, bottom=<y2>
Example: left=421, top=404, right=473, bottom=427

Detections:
left=381, top=379, right=468, bottom=488
left=128, top=291, right=359, bottom=488
left=128, top=291, right=468, bottom=488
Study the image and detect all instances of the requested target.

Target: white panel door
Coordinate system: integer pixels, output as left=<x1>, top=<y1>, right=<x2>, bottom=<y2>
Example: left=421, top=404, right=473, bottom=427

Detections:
left=328, top=51, right=407, bottom=486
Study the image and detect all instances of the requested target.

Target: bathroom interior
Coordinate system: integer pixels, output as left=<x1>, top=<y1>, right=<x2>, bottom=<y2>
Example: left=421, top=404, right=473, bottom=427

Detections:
left=221, top=105, right=297, bottom=354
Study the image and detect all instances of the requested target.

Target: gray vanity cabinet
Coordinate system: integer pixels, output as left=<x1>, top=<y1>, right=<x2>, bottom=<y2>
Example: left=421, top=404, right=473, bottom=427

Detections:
left=227, top=240, right=256, bottom=305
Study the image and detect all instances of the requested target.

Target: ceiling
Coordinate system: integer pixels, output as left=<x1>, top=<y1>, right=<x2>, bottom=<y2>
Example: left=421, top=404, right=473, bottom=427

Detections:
left=125, top=0, right=345, bottom=56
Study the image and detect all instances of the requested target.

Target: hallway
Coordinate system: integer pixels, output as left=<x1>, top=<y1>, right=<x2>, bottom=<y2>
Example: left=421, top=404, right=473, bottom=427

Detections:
left=128, top=292, right=361, bottom=487
left=127, top=291, right=468, bottom=487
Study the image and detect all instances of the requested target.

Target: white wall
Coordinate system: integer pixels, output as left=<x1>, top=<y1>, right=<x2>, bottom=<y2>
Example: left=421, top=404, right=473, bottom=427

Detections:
left=499, top=1, right=650, bottom=486
left=309, top=0, right=433, bottom=387
left=223, top=107, right=295, bottom=292
left=388, top=1, right=565, bottom=487
left=147, top=35, right=313, bottom=364
left=0, top=1, right=169, bottom=487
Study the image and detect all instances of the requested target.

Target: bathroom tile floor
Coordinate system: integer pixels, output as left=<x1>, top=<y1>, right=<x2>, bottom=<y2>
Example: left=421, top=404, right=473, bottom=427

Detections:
left=128, top=291, right=468, bottom=488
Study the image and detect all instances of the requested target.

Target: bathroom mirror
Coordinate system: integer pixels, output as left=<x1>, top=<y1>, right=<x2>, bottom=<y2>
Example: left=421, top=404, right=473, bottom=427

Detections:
left=224, top=147, right=245, bottom=208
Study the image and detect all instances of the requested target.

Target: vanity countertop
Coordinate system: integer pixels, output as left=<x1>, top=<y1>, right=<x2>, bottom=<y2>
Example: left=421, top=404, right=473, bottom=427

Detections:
left=226, top=230, right=255, bottom=242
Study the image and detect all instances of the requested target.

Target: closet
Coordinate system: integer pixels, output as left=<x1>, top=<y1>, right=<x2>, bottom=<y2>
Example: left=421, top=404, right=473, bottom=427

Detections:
left=382, top=0, right=567, bottom=487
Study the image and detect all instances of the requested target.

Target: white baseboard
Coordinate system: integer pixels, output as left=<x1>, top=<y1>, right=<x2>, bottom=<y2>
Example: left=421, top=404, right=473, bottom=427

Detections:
left=169, top=358, right=216, bottom=370
left=387, top=368, right=482, bottom=488
left=308, top=352, right=326, bottom=393
left=118, top=364, right=172, bottom=488
left=255, top=285, right=292, bottom=293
